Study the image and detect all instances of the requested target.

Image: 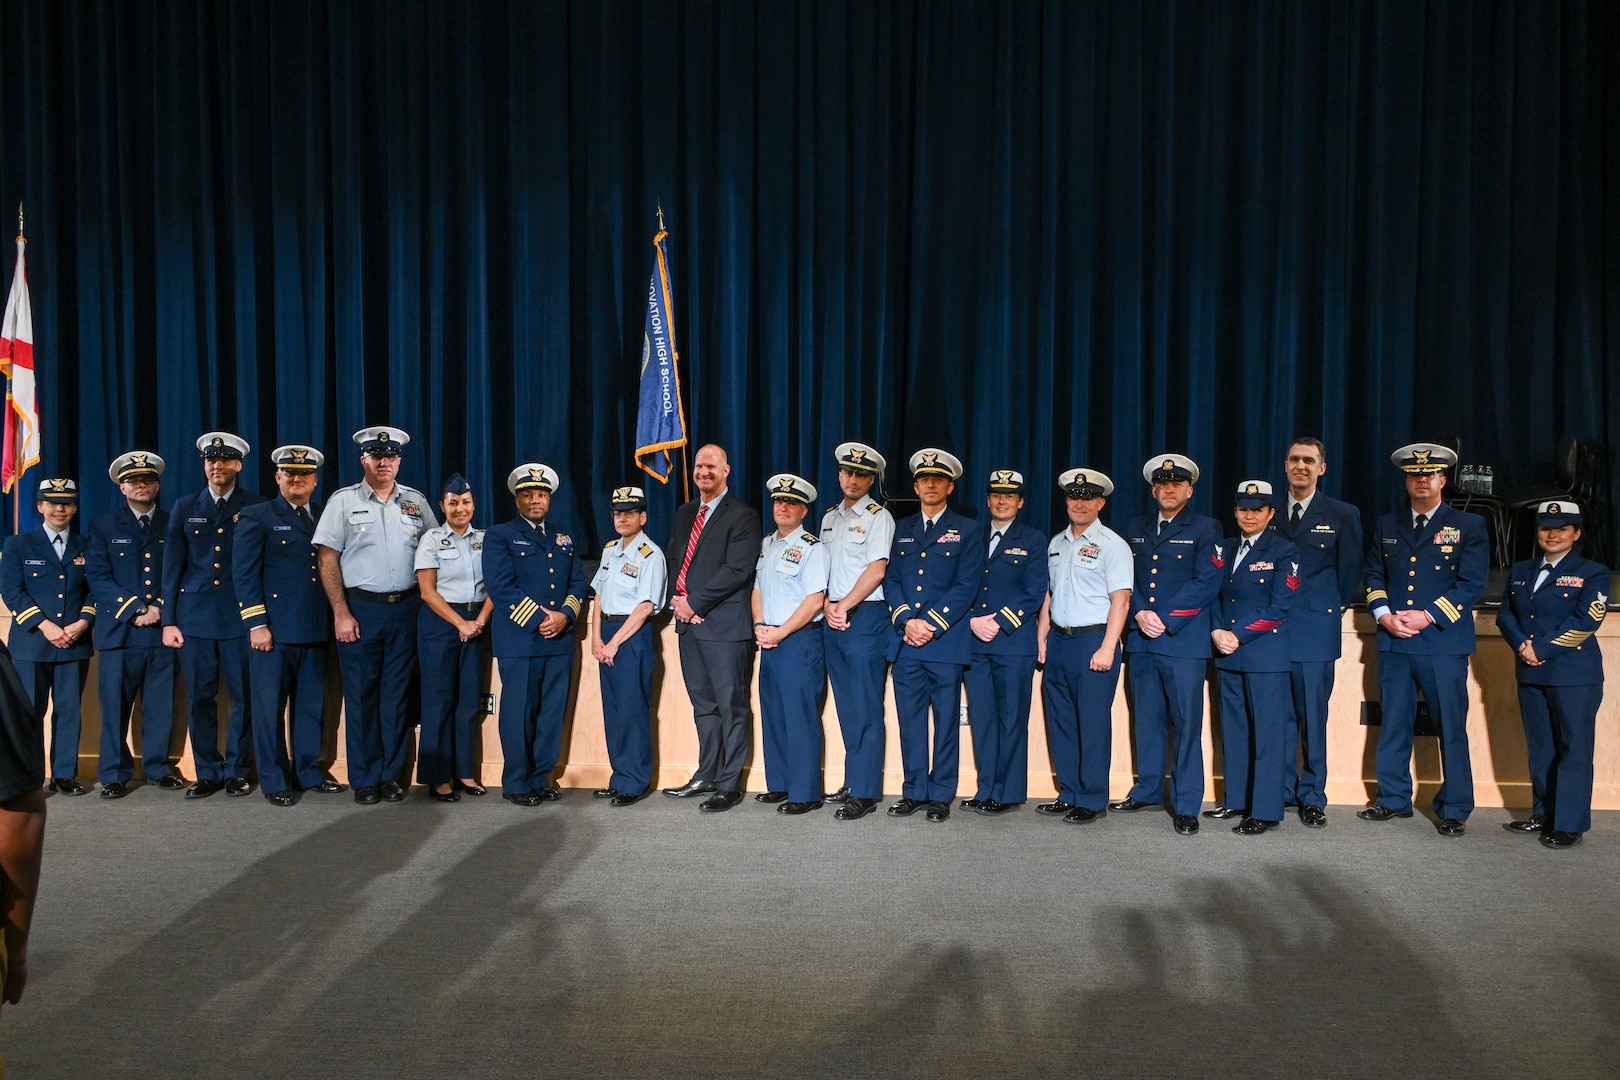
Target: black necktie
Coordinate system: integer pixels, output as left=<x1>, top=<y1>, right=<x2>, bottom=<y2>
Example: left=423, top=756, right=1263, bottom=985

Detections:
left=989, top=530, right=1002, bottom=557
left=138, top=514, right=150, bottom=531
left=215, top=497, right=225, bottom=512
left=923, top=519, right=933, bottom=538
left=1290, top=503, right=1302, bottom=528
left=1233, top=539, right=1250, bottom=577
left=1156, top=519, right=1164, bottom=536
left=298, top=505, right=313, bottom=528
left=1535, top=562, right=1553, bottom=591
left=1414, top=513, right=1428, bottom=533
left=52, top=534, right=64, bottom=555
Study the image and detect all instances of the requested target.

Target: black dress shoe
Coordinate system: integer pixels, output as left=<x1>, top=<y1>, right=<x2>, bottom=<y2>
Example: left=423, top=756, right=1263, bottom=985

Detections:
left=185, top=779, right=223, bottom=800
left=754, top=790, right=789, bottom=804
left=353, top=786, right=381, bottom=805
left=1173, top=814, right=1200, bottom=835
left=155, top=773, right=189, bottom=791
left=887, top=797, right=925, bottom=817
left=457, top=780, right=487, bottom=797
left=1435, top=817, right=1466, bottom=838
left=925, top=801, right=950, bottom=822
left=1062, top=806, right=1105, bottom=824
left=976, top=800, right=1017, bottom=816
left=835, top=797, right=880, bottom=820
left=663, top=778, right=718, bottom=799
left=1504, top=815, right=1547, bottom=834
left=698, top=790, right=743, bottom=813
left=264, top=790, right=297, bottom=807
left=1356, top=804, right=1414, bottom=821
left=777, top=799, right=823, bottom=815
left=503, top=791, right=541, bottom=807
left=224, top=776, right=252, bottom=797
left=1202, top=804, right=1246, bottom=820
left=593, top=787, right=618, bottom=799
left=379, top=780, right=406, bottom=802
left=610, top=789, right=650, bottom=807
left=1299, top=805, right=1328, bottom=829
left=1541, top=830, right=1583, bottom=849
left=535, top=786, right=562, bottom=802
left=51, top=777, right=88, bottom=796
left=1233, top=817, right=1279, bottom=835
left=1109, top=796, right=1159, bottom=813
left=100, top=781, right=129, bottom=799
left=960, top=798, right=985, bottom=811
left=310, top=778, right=348, bottom=794
left=1036, top=800, right=1077, bottom=817
left=429, top=788, right=461, bottom=803
left=824, top=786, right=851, bottom=804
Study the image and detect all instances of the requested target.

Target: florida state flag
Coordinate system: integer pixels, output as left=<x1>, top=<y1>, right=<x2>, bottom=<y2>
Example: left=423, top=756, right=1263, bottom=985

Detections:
left=0, top=232, right=38, bottom=493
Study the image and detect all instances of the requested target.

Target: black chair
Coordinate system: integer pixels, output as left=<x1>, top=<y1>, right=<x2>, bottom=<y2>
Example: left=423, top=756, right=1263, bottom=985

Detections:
left=1502, top=434, right=1586, bottom=562
left=1436, top=434, right=1512, bottom=567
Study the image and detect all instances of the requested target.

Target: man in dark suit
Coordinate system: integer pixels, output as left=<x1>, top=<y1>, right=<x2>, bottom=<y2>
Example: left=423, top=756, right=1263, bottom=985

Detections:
left=85, top=451, right=184, bottom=797
left=662, top=444, right=763, bottom=813
left=0, top=478, right=95, bottom=794
left=882, top=449, right=986, bottom=823
left=1275, top=437, right=1362, bottom=827
left=234, top=444, right=341, bottom=805
left=1360, top=442, right=1488, bottom=837
left=163, top=432, right=267, bottom=799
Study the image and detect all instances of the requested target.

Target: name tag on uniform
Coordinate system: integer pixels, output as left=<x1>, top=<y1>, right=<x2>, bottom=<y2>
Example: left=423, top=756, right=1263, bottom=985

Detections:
left=111, top=537, right=134, bottom=545
left=512, top=538, right=532, bottom=547
left=898, top=537, right=916, bottom=544
left=23, top=559, right=44, bottom=566
left=349, top=509, right=375, bottom=522
left=1382, top=537, right=1398, bottom=545
left=272, top=525, right=293, bottom=532
left=188, top=516, right=209, bottom=523
left=438, top=546, right=461, bottom=560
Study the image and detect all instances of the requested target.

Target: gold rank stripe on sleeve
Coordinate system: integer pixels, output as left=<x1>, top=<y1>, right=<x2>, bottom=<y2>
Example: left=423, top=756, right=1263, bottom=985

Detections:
left=1366, top=589, right=1388, bottom=604
left=563, top=595, right=582, bottom=616
left=116, top=595, right=143, bottom=619
left=1551, top=629, right=1594, bottom=648
left=926, top=608, right=950, bottom=632
left=1434, top=597, right=1462, bottom=623
left=890, top=603, right=911, bottom=624
left=511, top=597, right=540, bottom=627
left=81, top=602, right=96, bottom=616
left=239, top=604, right=267, bottom=620
left=15, top=606, right=41, bottom=621
left=999, top=606, right=1023, bottom=628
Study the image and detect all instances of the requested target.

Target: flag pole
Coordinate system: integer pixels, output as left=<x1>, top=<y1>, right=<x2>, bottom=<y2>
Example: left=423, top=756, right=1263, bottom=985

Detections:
left=7, top=203, right=19, bottom=534
left=657, top=201, right=691, bottom=504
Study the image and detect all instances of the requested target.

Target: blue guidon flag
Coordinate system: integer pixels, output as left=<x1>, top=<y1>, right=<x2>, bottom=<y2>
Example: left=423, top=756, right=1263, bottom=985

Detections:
left=635, top=224, right=688, bottom=482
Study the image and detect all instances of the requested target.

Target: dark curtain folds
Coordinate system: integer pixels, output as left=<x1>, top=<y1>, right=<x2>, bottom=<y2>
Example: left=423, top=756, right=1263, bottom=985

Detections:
left=0, top=0, right=1614, bottom=560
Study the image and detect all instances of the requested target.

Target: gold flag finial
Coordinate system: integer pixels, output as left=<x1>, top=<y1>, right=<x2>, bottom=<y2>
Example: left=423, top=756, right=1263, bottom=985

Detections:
left=656, top=200, right=666, bottom=233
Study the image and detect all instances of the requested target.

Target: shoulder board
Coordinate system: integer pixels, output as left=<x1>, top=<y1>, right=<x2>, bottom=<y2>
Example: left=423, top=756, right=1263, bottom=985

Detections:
left=866, top=502, right=881, bottom=514
left=800, top=532, right=821, bottom=544
left=638, top=542, right=654, bottom=557
left=604, top=538, right=620, bottom=549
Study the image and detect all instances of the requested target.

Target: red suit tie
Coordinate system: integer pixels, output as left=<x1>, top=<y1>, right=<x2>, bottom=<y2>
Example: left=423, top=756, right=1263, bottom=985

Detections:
left=675, top=503, right=709, bottom=596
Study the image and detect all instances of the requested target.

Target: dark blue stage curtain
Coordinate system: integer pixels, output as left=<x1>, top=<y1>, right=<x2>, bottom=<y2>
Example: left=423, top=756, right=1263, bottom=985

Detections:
left=0, top=1, right=1614, bottom=559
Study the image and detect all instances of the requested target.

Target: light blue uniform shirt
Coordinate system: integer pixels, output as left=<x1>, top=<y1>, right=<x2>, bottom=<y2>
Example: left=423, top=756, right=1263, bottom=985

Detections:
left=413, top=524, right=486, bottom=604
left=590, top=530, right=668, bottom=617
left=818, top=498, right=893, bottom=603
left=755, top=529, right=830, bottom=625
left=312, top=481, right=439, bottom=592
left=1047, top=520, right=1134, bottom=626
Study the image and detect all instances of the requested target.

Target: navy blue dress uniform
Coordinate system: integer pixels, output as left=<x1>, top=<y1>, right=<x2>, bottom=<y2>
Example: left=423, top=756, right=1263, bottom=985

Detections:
left=312, top=427, right=439, bottom=801
left=1274, top=472, right=1362, bottom=823
left=162, top=432, right=267, bottom=796
left=818, top=441, right=895, bottom=809
left=882, top=449, right=986, bottom=818
left=589, top=486, right=667, bottom=803
left=961, top=470, right=1048, bottom=812
left=234, top=445, right=335, bottom=801
left=413, top=474, right=493, bottom=798
left=0, top=478, right=95, bottom=789
left=1210, top=481, right=1301, bottom=834
left=1117, top=455, right=1223, bottom=827
left=1040, top=469, right=1134, bottom=821
left=85, top=452, right=182, bottom=792
left=482, top=463, right=587, bottom=804
left=1495, top=501, right=1608, bottom=847
left=1361, top=443, right=1489, bottom=834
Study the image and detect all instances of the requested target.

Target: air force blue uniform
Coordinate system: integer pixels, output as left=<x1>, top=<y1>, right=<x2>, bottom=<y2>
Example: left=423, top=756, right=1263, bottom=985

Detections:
left=963, top=520, right=1047, bottom=805
left=1495, top=553, right=1608, bottom=834
left=1, top=526, right=96, bottom=779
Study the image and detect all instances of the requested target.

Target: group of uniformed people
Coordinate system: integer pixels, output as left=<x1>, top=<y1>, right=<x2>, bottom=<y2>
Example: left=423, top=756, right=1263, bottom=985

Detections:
left=0, top=430, right=1606, bottom=848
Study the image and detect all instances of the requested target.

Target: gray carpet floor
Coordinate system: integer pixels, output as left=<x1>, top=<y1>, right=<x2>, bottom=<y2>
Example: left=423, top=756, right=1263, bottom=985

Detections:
left=5, top=787, right=1617, bottom=1079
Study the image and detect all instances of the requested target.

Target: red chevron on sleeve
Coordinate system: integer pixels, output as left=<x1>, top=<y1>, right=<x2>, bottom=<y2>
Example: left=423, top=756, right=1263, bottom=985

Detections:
left=1245, top=618, right=1283, bottom=632
left=1286, top=561, right=1300, bottom=590
left=1169, top=607, right=1203, bottom=617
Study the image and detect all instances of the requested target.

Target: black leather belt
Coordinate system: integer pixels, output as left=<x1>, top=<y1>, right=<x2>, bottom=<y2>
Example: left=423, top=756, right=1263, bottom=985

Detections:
left=347, top=586, right=420, bottom=604
left=1050, top=622, right=1106, bottom=637
left=601, top=613, right=627, bottom=623
left=447, top=600, right=483, bottom=612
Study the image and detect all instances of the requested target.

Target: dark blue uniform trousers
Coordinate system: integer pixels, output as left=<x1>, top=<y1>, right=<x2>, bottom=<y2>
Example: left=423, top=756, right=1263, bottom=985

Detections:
left=759, top=628, right=826, bottom=803
left=891, top=657, right=963, bottom=803
left=180, top=635, right=253, bottom=782
left=248, top=642, right=328, bottom=794
left=1125, top=652, right=1207, bottom=816
left=598, top=621, right=655, bottom=796
left=965, top=651, right=1036, bottom=804
left=15, top=658, right=88, bottom=779
left=496, top=653, right=573, bottom=795
left=1216, top=669, right=1290, bottom=823
left=1041, top=631, right=1120, bottom=811
left=416, top=602, right=489, bottom=786
left=336, top=592, right=422, bottom=790
left=823, top=602, right=889, bottom=799
left=97, top=646, right=178, bottom=784
left=1284, top=660, right=1335, bottom=810
left=1374, top=652, right=1474, bottom=819
left=1518, top=682, right=1601, bottom=834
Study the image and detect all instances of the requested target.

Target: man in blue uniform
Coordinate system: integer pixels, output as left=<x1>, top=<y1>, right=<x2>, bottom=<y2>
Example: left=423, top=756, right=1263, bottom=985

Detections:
left=1038, top=469, right=1133, bottom=824
left=819, top=442, right=894, bottom=821
left=85, top=452, right=185, bottom=797
left=313, top=427, right=438, bottom=805
left=753, top=473, right=830, bottom=815
left=235, top=444, right=342, bottom=805
left=163, top=432, right=267, bottom=799
left=1109, top=455, right=1223, bottom=835
left=1, top=478, right=95, bottom=793
left=1209, top=480, right=1300, bottom=835
left=589, top=486, right=667, bottom=806
left=883, top=449, right=985, bottom=823
left=482, top=463, right=586, bottom=807
left=1495, top=500, right=1608, bottom=849
left=1360, top=442, right=1489, bottom=837
left=961, top=469, right=1047, bottom=816
left=1275, top=437, right=1362, bottom=828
